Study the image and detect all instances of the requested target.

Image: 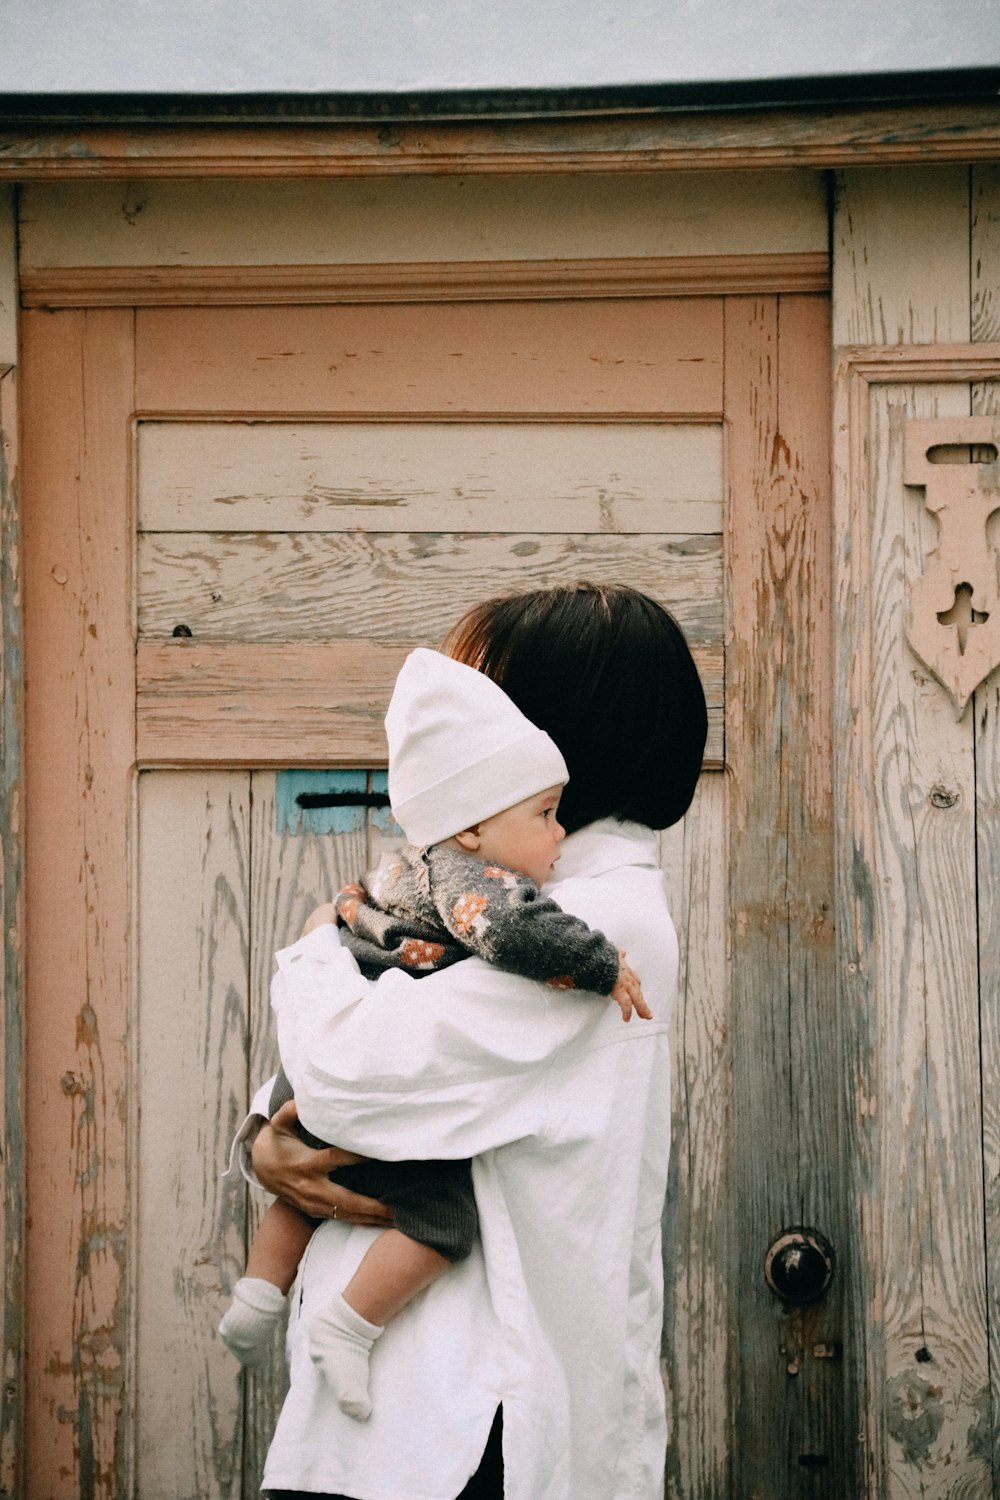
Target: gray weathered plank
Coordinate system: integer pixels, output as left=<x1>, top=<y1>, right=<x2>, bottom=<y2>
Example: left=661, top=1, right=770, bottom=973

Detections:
left=833, top=166, right=971, bottom=347
left=660, top=775, right=730, bottom=1500
left=726, top=294, right=850, bottom=1498
left=137, top=530, right=722, bottom=647
left=0, top=362, right=23, bottom=1497
left=244, top=770, right=373, bottom=1492
left=136, top=419, right=724, bottom=535
left=972, top=165, right=1000, bottom=345
left=971, top=306, right=1000, bottom=1493
left=135, top=771, right=251, bottom=1500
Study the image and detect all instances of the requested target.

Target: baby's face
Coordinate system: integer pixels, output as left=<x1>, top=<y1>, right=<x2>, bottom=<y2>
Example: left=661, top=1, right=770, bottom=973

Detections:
left=473, top=783, right=566, bottom=887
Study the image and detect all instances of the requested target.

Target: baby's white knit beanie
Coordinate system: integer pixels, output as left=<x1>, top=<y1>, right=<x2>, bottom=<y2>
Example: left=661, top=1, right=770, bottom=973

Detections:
left=386, top=648, right=569, bottom=847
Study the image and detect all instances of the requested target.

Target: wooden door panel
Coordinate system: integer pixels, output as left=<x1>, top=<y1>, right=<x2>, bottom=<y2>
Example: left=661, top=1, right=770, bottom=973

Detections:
left=21, top=308, right=136, bottom=1496
left=136, top=418, right=724, bottom=534
left=135, top=770, right=251, bottom=1499
left=725, top=295, right=849, bottom=1496
left=136, top=530, right=722, bottom=645
left=135, top=770, right=395, bottom=1497
left=22, top=292, right=834, bottom=1499
left=659, top=773, right=730, bottom=1497
left=839, top=374, right=995, bottom=1497
left=134, top=300, right=724, bottom=415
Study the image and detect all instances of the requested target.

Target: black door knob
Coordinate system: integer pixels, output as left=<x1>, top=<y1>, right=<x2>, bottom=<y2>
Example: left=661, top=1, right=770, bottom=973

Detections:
left=764, top=1228, right=834, bottom=1305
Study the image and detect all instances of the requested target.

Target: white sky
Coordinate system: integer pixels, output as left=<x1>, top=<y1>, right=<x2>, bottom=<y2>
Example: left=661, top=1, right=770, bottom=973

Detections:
left=2, top=0, right=998, bottom=95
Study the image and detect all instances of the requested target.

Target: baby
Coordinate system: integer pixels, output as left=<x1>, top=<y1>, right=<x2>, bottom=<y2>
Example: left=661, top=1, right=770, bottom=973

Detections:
left=219, top=649, right=649, bottom=1418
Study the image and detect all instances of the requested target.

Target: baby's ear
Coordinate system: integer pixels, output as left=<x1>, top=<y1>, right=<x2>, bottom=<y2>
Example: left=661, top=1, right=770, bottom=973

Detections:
left=453, top=827, right=481, bottom=853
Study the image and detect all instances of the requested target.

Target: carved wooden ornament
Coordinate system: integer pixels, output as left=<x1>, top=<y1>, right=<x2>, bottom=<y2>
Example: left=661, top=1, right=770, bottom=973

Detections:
left=904, top=417, right=1000, bottom=718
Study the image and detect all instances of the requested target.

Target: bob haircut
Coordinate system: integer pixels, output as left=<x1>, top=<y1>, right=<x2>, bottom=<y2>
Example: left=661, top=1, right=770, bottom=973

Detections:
left=442, top=583, right=707, bottom=835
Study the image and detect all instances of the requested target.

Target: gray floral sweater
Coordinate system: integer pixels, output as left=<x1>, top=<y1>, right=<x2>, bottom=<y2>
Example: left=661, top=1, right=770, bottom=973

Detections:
left=266, top=844, right=622, bottom=1259
left=334, top=841, right=621, bottom=993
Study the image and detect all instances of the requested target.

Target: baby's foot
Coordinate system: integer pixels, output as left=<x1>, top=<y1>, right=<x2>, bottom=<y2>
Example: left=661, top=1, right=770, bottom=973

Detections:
left=308, top=1291, right=384, bottom=1420
left=218, top=1277, right=287, bottom=1365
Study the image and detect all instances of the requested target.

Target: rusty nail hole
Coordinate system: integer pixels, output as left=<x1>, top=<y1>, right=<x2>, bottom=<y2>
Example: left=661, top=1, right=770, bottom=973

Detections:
left=172, top=624, right=193, bottom=638
left=915, top=1346, right=933, bottom=1363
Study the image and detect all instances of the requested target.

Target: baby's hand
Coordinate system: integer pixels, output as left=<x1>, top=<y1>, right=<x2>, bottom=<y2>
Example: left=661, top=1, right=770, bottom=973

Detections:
left=611, top=950, right=653, bottom=1023
left=301, top=901, right=338, bottom=938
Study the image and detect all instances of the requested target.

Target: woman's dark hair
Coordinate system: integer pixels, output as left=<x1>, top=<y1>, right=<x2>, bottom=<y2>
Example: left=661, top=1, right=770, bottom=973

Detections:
left=442, top=583, right=707, bottom=835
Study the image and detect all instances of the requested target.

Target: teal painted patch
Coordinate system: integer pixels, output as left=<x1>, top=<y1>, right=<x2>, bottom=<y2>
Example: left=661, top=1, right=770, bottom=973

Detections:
left=369, top=771, right=402, bottom=835
left=274, top=769, right=402, bottom=838
left=275, top=770, right=368, bottom=835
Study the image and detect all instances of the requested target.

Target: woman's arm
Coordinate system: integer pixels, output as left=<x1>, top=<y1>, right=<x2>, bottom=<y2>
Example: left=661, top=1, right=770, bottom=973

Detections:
left=251, top=1101, right=394, bottom=1225
left=274, top=864, right=674, bottom=1163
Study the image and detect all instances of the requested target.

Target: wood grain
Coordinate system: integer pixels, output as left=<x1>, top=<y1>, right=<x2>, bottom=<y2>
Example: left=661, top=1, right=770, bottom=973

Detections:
left=972, top=166, right=1000, bottom=344
left=137, top=531, right=722, bottom=647
left=243, top=771, right=375, bottom=1487
left=871, top=380, right=987, bottom=1498
left=21, top=309, right=136, bottom=1499
left=725, top=294, right=849, bottom=1497
left=2, top=103, right=1000, bottom=181
left=833, top=167, right=971, bottom=348
left=0, top=185, right=14, bottom=369
left=136, top=419, right=724, bottom=535
left=0, top=363, right=24, bottom=1497
left=659, top=775, right=731, bottom=1500
left=833, top=351, right=1000, bottom=1500
left=134, top=299, right=724, bottom=417
left=18, top=174, right=829, bottom=269
left=22, top=253, right=831, bottom=308
left=973, top=176, right=1000, bottom=1483
left=135, top=772, right=251, bottom=1500
left=135, top=640, right=725, bottom=769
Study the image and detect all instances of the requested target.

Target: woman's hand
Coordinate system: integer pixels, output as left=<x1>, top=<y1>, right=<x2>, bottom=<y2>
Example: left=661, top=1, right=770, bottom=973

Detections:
left=251, top=1101, right=394, bottom=1227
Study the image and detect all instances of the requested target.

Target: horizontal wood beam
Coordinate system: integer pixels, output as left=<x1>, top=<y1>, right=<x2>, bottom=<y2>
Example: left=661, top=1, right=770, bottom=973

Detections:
left=1, top=103, right=998, bottom=180
left=21, top=253, right=830, bottom=308
left=136, top=639, right=725, bottom=768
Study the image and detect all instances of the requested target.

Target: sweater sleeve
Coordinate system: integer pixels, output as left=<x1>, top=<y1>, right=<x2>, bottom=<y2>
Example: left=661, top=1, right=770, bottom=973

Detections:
left=429, top=849, right=620, bottom=996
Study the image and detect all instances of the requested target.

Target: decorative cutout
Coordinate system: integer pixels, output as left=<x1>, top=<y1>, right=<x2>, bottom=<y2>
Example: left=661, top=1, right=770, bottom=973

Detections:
left=904, top=417, right=1000, bottom=717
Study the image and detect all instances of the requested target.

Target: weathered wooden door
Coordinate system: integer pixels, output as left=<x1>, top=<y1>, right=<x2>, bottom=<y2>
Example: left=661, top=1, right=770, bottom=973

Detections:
left=20, top=289, right=842, bottom=1498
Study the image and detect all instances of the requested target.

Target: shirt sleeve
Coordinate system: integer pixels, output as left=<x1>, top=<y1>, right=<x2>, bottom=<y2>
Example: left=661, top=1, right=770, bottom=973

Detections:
left=274, top=867, right=672, bottom=1162
left=225, top=1076, right=279, bottom=1185
left=431, top=851, right=620, bottom=996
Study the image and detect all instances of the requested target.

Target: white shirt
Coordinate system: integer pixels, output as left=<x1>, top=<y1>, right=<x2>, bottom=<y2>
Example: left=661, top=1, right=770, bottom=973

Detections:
left=237, top=819, right=676, bottom=1500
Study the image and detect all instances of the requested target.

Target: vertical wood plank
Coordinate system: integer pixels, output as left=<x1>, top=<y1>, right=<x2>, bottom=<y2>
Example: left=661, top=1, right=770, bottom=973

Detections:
left=21, top=309, right=135, bottom=1498
left=0, top=184, right=14, bottom=370
left=833, top=157, right=992, bottom=1499
left=243, top=772, right=371, bottom=1492
left=0, top=183, right=23, bottom=1496
left=659, top=775, right=731, bottom=1500
left=832, top=166, right=971, bottom=346
left=0, top=361, right=24, bottom=1498
left=135, top=772, right=251, bottom=1500
left=972, top=165, right=1000, bottom=344
left=726, top=294, right=848, bottom=1497
left=972, top=167, right=1000, bottom=1485
left=857, top=379, right=988, bottom=1499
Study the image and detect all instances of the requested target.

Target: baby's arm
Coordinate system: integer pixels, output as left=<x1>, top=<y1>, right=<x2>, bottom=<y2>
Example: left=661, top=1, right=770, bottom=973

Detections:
left=433, top=851, right=651, bottom=1021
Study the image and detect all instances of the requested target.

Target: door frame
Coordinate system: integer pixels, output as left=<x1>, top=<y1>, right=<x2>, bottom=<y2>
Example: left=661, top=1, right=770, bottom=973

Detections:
left=16, top=272, right=835, bottom=1497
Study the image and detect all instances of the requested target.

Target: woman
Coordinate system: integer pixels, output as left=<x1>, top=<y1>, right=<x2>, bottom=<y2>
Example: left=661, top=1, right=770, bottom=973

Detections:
left=240, top=583, right=707, bottom=1500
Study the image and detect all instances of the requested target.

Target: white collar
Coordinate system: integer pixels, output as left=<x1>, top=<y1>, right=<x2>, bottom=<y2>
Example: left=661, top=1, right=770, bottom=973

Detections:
left=550, top=818, right=659, bottom=884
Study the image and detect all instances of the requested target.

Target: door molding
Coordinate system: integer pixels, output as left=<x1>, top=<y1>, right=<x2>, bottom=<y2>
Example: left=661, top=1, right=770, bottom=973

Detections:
left=20, top=252, right=830, bottom=307
left=1, top=102, right=999, bottom=180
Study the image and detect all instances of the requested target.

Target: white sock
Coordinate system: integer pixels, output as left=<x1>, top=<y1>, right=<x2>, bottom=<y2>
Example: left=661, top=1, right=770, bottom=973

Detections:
left=308, top=1291, right=384, bottom=1421
left=218, top=1277, right=287, bottom=1366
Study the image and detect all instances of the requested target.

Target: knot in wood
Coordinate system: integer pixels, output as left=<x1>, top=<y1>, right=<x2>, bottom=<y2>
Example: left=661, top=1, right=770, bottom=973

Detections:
left=929, top=784, right=959, bottom=809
